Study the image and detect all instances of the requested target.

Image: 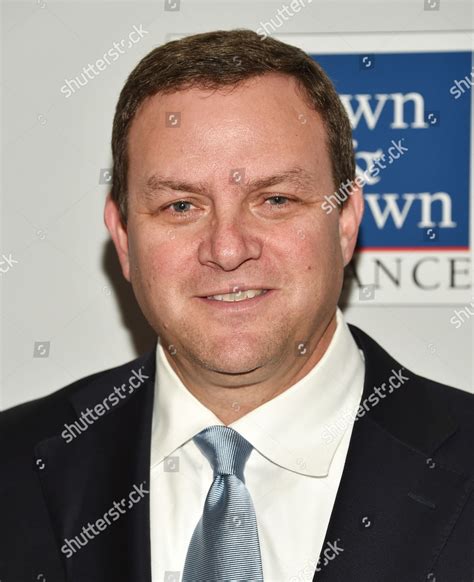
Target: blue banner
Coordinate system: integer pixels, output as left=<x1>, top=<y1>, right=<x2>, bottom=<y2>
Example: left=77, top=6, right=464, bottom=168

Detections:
left=313, top=52, right=471, bottom=250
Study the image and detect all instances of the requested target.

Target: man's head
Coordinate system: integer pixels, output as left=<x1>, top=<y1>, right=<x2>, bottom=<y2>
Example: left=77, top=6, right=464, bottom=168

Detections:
left=105, top=29, right=363, bottom=390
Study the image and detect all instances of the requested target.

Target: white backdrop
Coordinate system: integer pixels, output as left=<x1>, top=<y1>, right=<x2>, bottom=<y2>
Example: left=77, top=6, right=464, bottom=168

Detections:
left=1, top=0, right=473, bottom=410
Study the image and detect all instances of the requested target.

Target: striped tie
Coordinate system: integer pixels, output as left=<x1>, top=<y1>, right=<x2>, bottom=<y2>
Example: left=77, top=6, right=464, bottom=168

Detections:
left=182, top=425, right=264, bottom=582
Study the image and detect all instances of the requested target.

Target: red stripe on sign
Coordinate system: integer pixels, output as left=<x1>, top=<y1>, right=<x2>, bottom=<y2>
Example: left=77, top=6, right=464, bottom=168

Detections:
left=356, top=246, right=470, bottom=252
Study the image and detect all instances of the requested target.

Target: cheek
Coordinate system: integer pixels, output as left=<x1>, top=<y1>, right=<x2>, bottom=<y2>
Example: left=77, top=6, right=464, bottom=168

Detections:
left=285, top=220, right=344, bottom=292
left=289, top=216, right=341, bottom=262
left=126, top=229, right=159, bottom=285
left=128, top=231, right=190, bottom=294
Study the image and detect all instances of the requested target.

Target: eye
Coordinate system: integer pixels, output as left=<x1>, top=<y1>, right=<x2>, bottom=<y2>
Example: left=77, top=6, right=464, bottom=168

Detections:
left=163, top=200, right=195, bottom=214
left=264, top=195, right=293, bottom=207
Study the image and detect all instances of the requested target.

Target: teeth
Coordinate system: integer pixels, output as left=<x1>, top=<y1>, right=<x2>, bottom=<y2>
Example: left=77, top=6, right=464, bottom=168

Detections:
left=207, top=289, right=267, bottom=302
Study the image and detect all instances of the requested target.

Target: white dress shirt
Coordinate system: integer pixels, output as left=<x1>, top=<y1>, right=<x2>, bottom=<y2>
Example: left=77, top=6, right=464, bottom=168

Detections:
left=150, top=308, right=365, bottom=582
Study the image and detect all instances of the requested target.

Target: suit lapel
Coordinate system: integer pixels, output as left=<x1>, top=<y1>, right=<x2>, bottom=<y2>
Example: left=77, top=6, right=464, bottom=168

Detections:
left=314, top=325, right=470, bottom=582
left=35, top=347, right=156, bottom=582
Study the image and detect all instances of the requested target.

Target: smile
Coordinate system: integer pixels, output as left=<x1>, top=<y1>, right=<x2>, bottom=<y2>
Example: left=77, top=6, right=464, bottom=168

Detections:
left=206, top=289, right=269, bottom=302
left=196, top=289, right=274, bottom=311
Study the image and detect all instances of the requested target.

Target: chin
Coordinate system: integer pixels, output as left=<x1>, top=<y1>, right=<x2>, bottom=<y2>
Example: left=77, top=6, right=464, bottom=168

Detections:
left=196, top=338, right=269, bottom=375
left=203, top=357, right=264, bottom=376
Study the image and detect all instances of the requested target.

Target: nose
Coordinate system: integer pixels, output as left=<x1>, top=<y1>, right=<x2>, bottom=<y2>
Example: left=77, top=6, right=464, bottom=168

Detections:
left=197, top=211, right=262, bottom=271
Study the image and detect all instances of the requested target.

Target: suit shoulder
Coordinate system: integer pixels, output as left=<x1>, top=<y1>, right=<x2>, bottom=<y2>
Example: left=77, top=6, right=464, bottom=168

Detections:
left=349, top=322, right=473, bottom=409
left=348, top=323, right=474, bottom=472
left=0, top=350, right=154, bottom=447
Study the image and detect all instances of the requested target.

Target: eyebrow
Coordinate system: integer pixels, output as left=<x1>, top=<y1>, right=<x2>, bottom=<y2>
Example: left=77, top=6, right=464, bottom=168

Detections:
left=140, top=167, right=315, bottom=201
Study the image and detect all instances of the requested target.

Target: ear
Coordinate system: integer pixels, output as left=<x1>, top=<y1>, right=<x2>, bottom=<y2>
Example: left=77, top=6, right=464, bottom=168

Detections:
left=104, top=194, right=131, bottom=282
left=338, top=183, right=364, bottom=266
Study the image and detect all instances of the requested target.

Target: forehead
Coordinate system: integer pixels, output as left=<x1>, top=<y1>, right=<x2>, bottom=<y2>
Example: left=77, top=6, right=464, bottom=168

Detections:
left=126, top=72, right=331, bottom=184
left=129, top=72, right=324, bottom=138
left=132, top=72, right=312, bottom=116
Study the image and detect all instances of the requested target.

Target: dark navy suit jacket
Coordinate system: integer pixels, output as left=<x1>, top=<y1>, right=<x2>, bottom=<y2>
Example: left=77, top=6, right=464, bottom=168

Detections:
left=1, top=325, right=473, bottom=581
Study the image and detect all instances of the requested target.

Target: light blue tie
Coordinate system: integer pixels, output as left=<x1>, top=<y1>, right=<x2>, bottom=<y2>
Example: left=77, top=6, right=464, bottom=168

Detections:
left=182, top=425, right=264, bottom=582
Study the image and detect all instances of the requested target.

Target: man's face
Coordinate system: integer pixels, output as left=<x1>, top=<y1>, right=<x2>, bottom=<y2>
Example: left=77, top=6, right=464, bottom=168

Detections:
left=106, top=73, right=362, bottom=381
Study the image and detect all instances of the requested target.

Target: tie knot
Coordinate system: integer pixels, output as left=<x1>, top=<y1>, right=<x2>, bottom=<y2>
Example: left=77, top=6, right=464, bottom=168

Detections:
left=193, top=425, right=253, bottom=481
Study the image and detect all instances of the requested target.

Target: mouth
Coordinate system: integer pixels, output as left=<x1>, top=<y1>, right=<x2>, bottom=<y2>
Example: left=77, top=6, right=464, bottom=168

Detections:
left=195, top=288, right=274, bottom=310
left=204, top=288, right=268, bottom=301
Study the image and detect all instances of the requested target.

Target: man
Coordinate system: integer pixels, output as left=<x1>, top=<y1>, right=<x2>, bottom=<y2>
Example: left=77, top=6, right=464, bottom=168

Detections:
left=1, top=29, right=473, bottom=582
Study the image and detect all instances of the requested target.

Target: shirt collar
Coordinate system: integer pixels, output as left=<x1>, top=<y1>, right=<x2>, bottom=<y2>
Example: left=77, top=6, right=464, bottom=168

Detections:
left=150, top=308, right=365, bottom=477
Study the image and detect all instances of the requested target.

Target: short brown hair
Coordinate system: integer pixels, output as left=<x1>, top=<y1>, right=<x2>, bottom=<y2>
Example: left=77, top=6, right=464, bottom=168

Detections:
left=111, top=29, right=354, bottom=225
